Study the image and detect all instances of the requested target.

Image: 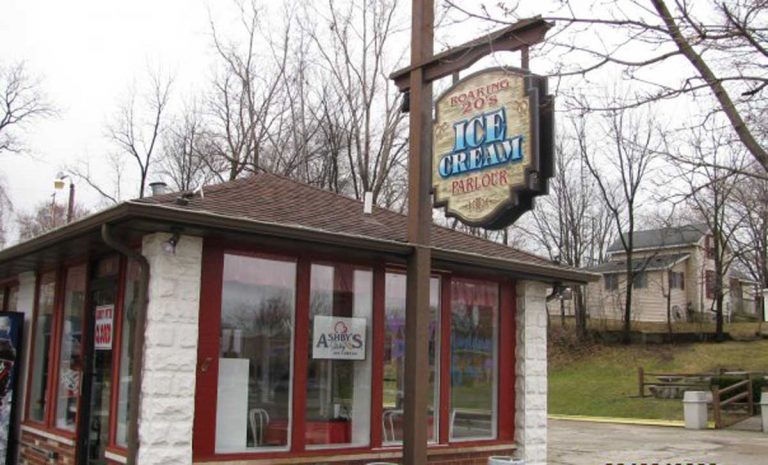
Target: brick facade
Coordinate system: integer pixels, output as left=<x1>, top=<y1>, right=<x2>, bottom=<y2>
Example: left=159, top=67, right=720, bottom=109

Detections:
left=18, top=427, right=76, bottom=465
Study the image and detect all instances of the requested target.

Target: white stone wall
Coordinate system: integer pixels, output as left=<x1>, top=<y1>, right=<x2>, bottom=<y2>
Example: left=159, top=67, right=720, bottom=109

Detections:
left=138, top=233, right=203, bottom=465
left=515, top=280, right=548, bottom=465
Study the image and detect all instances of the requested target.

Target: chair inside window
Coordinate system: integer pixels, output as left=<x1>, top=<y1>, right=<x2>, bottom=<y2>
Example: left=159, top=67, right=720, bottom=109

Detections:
left=249, top=408, right=270, bottom=446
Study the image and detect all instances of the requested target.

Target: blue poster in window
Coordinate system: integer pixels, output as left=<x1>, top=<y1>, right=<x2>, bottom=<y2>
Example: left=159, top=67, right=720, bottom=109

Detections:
left=0, top=312, right=23, bottom=465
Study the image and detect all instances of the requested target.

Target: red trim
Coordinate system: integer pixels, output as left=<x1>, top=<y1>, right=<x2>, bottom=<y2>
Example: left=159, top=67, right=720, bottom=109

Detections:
left=290, top=257, right=310, bottom=452
left=23, top=273, right=42, bottom=423
left=191, top=242, right=519, bottom=460
left=370, top=264, right=386, bottom=448
left=192, top=242, right=225, bottom=457
left=438, top=275, right=452, bottom=443
left=46, top=268, right=65, bottom=427
left=107, top=257, right=128, bottom=447
left=497, top=279, right=515, bottom=440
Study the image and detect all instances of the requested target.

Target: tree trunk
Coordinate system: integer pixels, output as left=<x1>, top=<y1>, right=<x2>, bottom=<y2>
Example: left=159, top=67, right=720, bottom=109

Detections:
left=574, top=285, right=588, bottom=339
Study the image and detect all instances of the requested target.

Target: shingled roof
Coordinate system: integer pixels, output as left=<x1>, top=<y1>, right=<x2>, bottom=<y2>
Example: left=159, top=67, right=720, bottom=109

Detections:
left=137, top=171, right=564, bottom=270
left=588, top=253, right=690, bottom=274
left=607, top=224, right=709, bottom=253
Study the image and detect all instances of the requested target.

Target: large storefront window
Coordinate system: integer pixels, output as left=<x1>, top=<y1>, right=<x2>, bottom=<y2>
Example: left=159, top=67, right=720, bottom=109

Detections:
left=306, top=264, right=372, bottom=448
left=382, top=273, right=439, bottom=444
left=116, top=260, right=140, bottom=447
left=216, top=254, right=296, bottom=452
left=55, top=265, right=87, bottom=430
left=29, top=272, right=57, bottom=423
left=450, top=279, right=498, bottom=440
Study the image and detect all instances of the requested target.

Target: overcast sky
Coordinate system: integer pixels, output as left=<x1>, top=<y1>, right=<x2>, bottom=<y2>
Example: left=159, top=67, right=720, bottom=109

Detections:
left=1, top=0, right=700, bottom=245
left=0, top=0, right=229, bottom=216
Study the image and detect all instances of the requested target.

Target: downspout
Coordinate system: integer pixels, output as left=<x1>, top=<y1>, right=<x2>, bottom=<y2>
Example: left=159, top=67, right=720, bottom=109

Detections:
left=101, top=224, right=149, bottom=465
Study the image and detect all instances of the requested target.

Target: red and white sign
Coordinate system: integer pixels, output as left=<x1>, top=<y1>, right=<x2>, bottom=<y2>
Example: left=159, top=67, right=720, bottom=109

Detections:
left=94, top=304, right=114, bottom=350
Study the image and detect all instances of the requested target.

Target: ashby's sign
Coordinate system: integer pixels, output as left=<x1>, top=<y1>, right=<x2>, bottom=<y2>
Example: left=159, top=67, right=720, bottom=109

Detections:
left=312, top=316, right=367, bottom=360
left=433, top=67, right=554, bottom=229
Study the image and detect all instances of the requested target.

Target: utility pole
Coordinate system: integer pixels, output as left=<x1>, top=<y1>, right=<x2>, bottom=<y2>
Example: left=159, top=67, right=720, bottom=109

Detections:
left=403, top=1, right=433, bottom=464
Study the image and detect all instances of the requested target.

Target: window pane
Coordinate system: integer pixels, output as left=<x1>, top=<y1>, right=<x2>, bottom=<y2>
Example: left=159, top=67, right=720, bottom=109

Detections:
left=306, top=264, right=372, bottom=448
left=55, top=265, right=87, bottom=430
left=29, top=272, right=57, bottom=423
left=6, top=285, right=18, bottom=312
left=216, top=254, right=296, bottom=452
left=116, top=260, right=141, bottom=447
left=450, top=279, right=498, bottom=440
left=382, top=273, right=439, bottom=444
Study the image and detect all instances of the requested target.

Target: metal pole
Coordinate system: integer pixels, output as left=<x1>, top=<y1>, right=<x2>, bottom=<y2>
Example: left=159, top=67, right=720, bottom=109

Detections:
left=404, top=1, right=433, bottom=464
left=67, top=182, right=75, bottom=223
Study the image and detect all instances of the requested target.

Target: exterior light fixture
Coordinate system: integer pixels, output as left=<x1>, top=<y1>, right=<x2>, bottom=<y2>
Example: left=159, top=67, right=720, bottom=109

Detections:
left=162, top=232, right=181, bottom=255
left=53, top=172, right=75, bottom=223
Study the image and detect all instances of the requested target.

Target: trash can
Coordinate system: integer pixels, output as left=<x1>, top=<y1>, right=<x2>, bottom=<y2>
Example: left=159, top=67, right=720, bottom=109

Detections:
left=683, top=391, right=709, bottom=430
left=488, top=456, right=524, bottom=465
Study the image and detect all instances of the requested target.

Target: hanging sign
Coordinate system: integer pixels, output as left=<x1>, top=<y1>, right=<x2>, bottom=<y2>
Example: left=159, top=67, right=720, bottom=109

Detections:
left=312, top=316, right=367, bottom=360
left=433, top=67, right=554, bottom=229
left=94, top=305, right=114, bottom=351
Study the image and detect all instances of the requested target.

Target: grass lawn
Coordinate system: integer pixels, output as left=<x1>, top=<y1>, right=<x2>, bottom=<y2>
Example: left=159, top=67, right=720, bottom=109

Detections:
left=548, top=339, right=768, bottom=421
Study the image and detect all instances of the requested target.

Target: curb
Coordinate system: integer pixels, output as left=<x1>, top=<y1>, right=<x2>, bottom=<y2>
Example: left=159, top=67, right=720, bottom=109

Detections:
left=548, top=414, right=714, bottom=429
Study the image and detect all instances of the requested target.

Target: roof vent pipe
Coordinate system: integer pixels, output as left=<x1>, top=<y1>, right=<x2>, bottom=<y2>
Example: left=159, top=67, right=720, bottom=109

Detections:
left=364, top=191, right=373, bottom=215
left=149, top=181, right=168, bottom=196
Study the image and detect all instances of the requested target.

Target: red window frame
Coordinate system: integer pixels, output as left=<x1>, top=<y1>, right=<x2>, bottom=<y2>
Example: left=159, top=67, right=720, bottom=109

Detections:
left=193, top=240, right=517, bottom=461
left=21, top=256, right=134, bottom=460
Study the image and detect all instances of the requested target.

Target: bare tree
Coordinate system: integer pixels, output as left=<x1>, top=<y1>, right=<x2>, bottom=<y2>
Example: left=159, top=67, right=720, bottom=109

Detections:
left=666, top=127, right=748, bottom=339
left=16, top=200, right=88, bottom=241
left=579, top=105, right=660, bottom=344
left=300, top=0, right=408, bottom=206
left=0, top=178, right=11, bottom=248
left=107, top=72, right=172, bottom=198
left=0, top=61, right=54, bottom=154
left=518, top=121, right=616, bottom=337
left=731, top=162, right=768, bottom=325
left=206, top=0, right=290, bottom=181
left=159, top=104, right=217, bottom=192
left=445, top=1, right=768, bottom=173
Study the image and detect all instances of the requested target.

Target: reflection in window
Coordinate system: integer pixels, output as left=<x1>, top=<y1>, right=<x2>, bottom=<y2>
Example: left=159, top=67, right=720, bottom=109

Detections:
left=382, top=273, right=439, bottom=443
left=216, top=254, right=295, bottom=452
left=450, top=279, right=498, bottom=440
left=116, top=260, right=140, bottom=446
left=5, top=285, right=18, bottom=312
left=29, top=272, right=57, bottom=423
left=55, top=265, right=87, bottom=430
left=306, top=264, right=372, bottom=448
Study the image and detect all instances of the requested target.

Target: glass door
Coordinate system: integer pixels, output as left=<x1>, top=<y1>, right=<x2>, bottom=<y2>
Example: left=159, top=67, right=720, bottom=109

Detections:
left=78, top=257, right=119, bottom=465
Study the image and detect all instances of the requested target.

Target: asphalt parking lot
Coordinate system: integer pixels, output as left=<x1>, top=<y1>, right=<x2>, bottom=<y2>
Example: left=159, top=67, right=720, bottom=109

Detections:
left=549, top=418, right=768, bottom=465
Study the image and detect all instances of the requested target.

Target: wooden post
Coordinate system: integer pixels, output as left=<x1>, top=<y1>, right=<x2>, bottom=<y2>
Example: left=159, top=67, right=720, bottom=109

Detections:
left=712, top=386, right=721, bottom=429
left=638, top=367, right=644, bottom=398
left=403, top=1, right=433, bottom=464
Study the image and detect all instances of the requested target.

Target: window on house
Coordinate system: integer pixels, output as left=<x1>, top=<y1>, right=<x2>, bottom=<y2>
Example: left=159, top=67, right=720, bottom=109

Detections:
left=450, top=279, right=498, bottom=440
left=706, top=270, right=715, bottom=299
left=705, top=235, right=715, bottom=260
left=632, top=272, right=648, bottom=289
left=116, top=260, right=141, bottom=447
left=29, top=271, right=57, bottom=423
left=306, top=263, right=372, bottom=448
left=2, top=284, right=18, bottom=312
left=55, top=264, right=87, bottom=431
left=604, top=275, right=618, bottom=291
left=382, top=273, right=440, bottom=444
left=216, top=254, right=297, bottom=452
left=669, top=272, right=685, bottom=290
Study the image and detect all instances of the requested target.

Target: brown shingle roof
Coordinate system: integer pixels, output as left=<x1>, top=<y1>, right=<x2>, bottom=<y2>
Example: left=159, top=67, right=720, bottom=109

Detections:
left=136, top=172, right=570, bottom=271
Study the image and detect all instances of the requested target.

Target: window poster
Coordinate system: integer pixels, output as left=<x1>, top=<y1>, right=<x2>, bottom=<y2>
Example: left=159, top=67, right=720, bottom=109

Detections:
left=312, top=316, right=367, bottom=360
left=0, top=312, right=23, bottom=465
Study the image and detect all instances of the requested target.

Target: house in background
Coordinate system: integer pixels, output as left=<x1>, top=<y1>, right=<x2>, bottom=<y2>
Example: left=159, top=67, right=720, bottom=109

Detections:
left=585, top=224, right=736, bottom=323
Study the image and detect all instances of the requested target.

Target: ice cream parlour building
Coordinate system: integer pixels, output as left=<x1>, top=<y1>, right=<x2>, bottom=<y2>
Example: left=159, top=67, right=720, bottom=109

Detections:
left=0, top=173, right=596, bottom=465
